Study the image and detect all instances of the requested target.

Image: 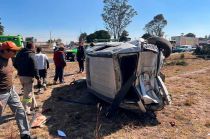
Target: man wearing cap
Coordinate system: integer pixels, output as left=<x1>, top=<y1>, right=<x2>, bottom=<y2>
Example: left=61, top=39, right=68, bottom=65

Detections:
left=14, top=42, right=40, bottom=115
left=0, top=41, right=31, bottom=139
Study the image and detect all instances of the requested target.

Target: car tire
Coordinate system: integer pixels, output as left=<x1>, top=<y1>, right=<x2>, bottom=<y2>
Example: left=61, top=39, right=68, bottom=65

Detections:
left=147, top=37, right=172, bottom=58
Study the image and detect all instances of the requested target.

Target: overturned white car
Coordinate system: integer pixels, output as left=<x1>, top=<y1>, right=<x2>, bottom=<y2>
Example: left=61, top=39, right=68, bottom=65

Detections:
left=85, top=37, right=172, bottom=115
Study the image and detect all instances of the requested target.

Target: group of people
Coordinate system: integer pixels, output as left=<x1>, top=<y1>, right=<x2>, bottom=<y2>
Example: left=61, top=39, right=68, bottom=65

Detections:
left=0, top=40, right=85, bottom=139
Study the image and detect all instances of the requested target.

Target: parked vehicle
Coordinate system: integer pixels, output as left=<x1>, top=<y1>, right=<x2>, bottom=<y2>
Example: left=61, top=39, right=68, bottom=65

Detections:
left=65, top=48, right=77, bottom=61
left=86, top=37, right=172, bottom=116
left=0, top=35, right=24, bottom=47
left=173, top=45, right=195, bottom=53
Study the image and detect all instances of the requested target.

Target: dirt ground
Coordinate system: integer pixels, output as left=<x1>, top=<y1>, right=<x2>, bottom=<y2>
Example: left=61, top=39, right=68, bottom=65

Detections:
left=0, top=53, right=210, bottom=139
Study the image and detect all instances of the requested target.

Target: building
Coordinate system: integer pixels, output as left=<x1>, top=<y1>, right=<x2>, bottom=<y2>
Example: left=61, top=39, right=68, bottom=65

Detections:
left=198, top=38, right=210, bottom=45
left=171, top=36, right=199, bottom=46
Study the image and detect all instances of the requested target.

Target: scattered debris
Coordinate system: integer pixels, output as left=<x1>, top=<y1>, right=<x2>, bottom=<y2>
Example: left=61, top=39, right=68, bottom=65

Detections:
left=70, top=79, right=87, bottom=89
left=30, top=113, right=50, bottom=128
left=57, top=130, right=67, bottom=138
left=169, top=121, right=176, bottom=127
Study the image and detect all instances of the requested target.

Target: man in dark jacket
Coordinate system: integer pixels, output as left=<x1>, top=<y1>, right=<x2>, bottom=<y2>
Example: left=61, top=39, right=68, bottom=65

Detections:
left=14, top=42, right=40, bottom=115
left=53, top=45, right=66, bottom=84
left=76, top=41, right=85, bottom=73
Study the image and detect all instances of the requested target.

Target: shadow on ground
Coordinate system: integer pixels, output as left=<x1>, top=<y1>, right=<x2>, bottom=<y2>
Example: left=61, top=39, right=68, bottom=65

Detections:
left=0, top=114, right=15, bottom=125
left=49, top=73, right=75, bottom=78
left=42, top=80, right=160, bottom=138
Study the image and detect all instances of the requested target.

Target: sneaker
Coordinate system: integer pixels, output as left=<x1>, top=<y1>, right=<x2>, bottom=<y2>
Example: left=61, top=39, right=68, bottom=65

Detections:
left=26, top=111, right=32, bottom=115
left=38, top=88, right=42, bottom=92
left=21, top=134, right=31, bottom=139
left=30, top=106, right=39, bottom=112
left=60, top=81, right=65, bottom=84
left=43, top=84, right=47, bottom=90
left=18, top=92, right=23, bottom=96
left=53, top=81, right=57, bottom=85
left=25, top=107, right=32, bottom=115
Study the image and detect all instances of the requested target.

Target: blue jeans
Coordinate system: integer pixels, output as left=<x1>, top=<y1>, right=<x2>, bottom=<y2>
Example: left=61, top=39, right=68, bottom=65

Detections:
left=0, top=87, right=30, bottom=136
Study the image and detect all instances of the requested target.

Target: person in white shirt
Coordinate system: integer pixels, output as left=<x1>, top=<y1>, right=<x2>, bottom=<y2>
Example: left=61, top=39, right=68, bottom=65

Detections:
left=35, top=47, right=49, bottom=92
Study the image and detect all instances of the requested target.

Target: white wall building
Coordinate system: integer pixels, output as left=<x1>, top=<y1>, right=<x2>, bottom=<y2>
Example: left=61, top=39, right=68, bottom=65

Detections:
left=198, top=38, right=210, bottom=45
left=171, top=36, right=199, bottom=46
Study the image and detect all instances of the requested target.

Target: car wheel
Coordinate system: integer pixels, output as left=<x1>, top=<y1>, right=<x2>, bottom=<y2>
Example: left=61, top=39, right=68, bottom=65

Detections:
left=147, top=37, right=172, bottom=58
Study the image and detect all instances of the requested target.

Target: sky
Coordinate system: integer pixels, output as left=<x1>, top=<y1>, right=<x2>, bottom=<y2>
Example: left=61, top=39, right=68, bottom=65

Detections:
left=1, top=0, right=210, bottom=43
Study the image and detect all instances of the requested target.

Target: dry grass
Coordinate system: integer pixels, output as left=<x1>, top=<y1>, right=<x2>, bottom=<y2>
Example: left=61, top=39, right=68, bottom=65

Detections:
left=0, top=53, right=210, bottom=138
left=184, top=96, right=196, bottom=106
left=165, top=59, right=188, bottom=66
left=205, top=120, right=210, bottom=128
left=162, top=53, right=210, bottom=78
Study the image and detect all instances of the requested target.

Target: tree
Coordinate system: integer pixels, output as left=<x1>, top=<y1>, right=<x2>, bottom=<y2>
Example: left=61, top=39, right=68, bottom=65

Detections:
left=94, top=30, right=111, bottom=41
left=55, top=38, right=62, bottom=44
left=47, top=39, right=54, bottom=43
left=69, top=41, right=75, bottom=48
left=144, top=14, right=167, bottom=37
left=86, top=33, right=96, bottom=43
left=204, top=35, right=208, bottom=39
left=119, top=30, right=129, bottom=42
left=185, top=33, right=196, bottom=38
left=102, top=0, right=137, bottom=40
left=79, top=32, right=87, bottom=42
left=0, top=18, right=4, bottom=35
left=141, top=33, right=152, bottom=40
left=86, top=30, right=111, bottom=43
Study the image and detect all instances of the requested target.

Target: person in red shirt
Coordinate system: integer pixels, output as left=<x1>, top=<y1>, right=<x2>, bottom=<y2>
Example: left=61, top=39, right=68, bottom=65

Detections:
left=53, top=45, right=66, bottom=84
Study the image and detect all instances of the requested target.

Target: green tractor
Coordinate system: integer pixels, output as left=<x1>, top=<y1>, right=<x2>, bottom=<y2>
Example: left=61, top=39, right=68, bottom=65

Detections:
left=65, top=48, right=77, bottom=61
left=0, top=35, right=24, bottom=47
